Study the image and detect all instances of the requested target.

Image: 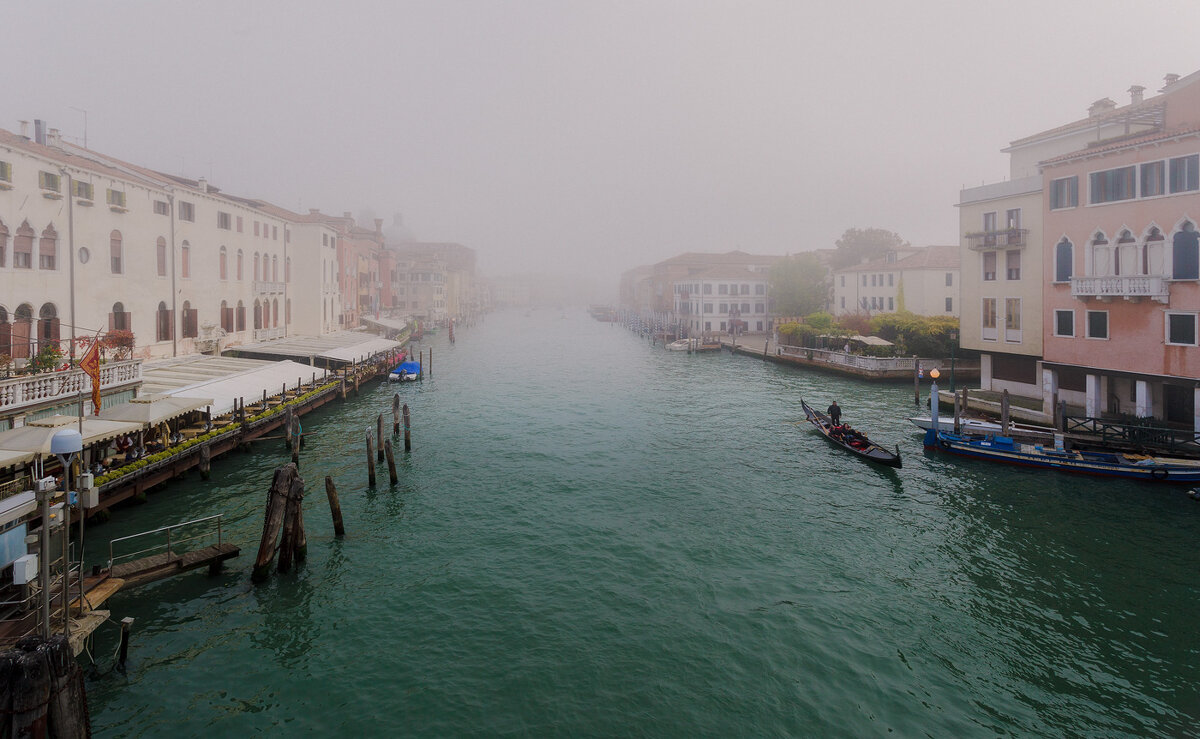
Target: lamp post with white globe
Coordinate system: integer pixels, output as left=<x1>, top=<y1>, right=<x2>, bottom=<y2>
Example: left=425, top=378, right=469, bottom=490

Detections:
left=45, top=429, right=82, bottom=638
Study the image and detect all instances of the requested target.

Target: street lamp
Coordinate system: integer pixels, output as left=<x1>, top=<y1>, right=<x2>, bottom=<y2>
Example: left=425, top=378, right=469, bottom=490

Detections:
left=929, top=368, right=942, bottom=432
left=49, top=429, right=82, bottom=638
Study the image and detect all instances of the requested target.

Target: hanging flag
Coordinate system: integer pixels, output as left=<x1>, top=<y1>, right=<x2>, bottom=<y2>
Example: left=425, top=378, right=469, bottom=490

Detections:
left=79, top=337, right=102, bottom=415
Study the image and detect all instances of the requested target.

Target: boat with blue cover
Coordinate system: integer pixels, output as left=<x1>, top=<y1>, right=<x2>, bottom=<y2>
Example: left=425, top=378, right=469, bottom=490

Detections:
left=388, top=360, right=422, bottom=382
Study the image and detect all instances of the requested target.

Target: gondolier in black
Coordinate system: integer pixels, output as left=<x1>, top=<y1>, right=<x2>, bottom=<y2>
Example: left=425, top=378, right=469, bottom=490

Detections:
left=827, top=401, right=842, bottom=426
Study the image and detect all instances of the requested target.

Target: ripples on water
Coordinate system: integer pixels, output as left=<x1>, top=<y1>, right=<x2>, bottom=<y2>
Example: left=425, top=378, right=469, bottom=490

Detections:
left=88, top=311, right=1200, bottom=737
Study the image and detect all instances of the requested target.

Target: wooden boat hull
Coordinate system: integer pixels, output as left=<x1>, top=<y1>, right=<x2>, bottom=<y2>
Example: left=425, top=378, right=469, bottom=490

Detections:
left=801, top=399, right=902, bottom=468
left=923, top=429, right=1200, bottom=483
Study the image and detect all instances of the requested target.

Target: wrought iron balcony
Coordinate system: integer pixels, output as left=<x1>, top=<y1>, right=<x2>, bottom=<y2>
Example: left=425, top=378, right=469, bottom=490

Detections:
left=253, top=280, right=285, bottom=295
left=966, top=228, right=1027, bottom=250
left=1071, top=274, right=1169, bottom=303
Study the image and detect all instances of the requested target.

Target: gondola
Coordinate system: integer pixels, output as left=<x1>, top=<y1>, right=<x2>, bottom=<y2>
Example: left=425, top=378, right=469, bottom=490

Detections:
left=801, top=399, right=902, bottom=468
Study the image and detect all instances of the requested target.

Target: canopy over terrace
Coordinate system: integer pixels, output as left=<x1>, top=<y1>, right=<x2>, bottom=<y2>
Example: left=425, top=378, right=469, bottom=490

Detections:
left=0, top=450, right=34, bottom=473
left=0, top=415, right=143, bottom=456
left=97, top=394, right=214, bottom=427
left=229, top=331, right=401, bottom=367
left=139, top=356, right=331, bottom=418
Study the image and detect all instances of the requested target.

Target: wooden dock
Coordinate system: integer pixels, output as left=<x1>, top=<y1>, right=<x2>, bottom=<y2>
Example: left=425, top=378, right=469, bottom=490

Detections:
left=109, top=543, right=240, bottom=588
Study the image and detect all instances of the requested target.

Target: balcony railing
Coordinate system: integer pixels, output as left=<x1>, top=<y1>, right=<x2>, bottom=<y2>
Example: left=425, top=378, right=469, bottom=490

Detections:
left=253, top=326, right=285, bottom=342
left=254, top=280, right=285, bottom=295
left=1071, top=274, right=1169, bottom=303
left=0, top=359, right=142, bottom=415
left=966, top=228, right=1027, bottom=250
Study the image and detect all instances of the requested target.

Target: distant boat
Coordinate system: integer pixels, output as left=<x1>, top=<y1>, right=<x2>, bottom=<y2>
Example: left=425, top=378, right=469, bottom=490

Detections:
left=666, top=339, right=691, bottom=351
left=923, top=428, right=1200, bottom=482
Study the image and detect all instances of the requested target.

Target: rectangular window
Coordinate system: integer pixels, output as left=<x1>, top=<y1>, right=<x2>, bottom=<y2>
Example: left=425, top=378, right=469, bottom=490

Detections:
left=1089, top=166, right=1136, bottom=203
left=237, top=216, right=244, bottom=233
left=38, top=171, right=61, bottom=192
left=702, top=284, right=712, bottom=294
left=1050, top=176, right=1079, bottom=209
left=720, top=321, right=727, bottom=331
left=1169, top=154, right=1199, bottom=193
left=154, top=200, right=170, bottom=215
left=981, top=298, right=997, bottom=341
left=1005, top=250, right=1021, bottom=280
left=1086, top=310, right=1109, bottom=339
left=1141, top=160, right=1165, bottom=197
left=1005, top=298, right=1022, bottom=342
left=1005, top=208, right=1021, bottom=229
left=106, top=188, right=126, bottom=207
left=871, top=274, right=877, bottom=287
left=840, top=297, right=845, bottom=309
left=254, top=221, right=260, bottom=237
left=1166, top=312, right=1198, bottom=346
left=0, top=161, right=10, bottom=182
left=944, top=297, right=952, bottom=312
left=217, top=212, right=232, bottom=230
left=888, top=274, right=894, bottom=287
left=71, top=180, right=93, bottom=200
left=178, top=201, right=194, bottom=221
left=983, top=251, right=997, bottom=281
left=1054, top=309, right=1074, bottom=337
left=718, top=284, right=727, bottom=295
left=983, top=211, right=996, bottom=232
left=945, top=272, right=953, bottom=287
left=840, top=275, right=845, bottom=287
left=888, top=297, right=895, bottom=311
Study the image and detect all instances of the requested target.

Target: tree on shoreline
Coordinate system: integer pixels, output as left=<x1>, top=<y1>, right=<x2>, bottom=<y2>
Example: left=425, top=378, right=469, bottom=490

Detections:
left=831, top=227, right=909, bottom=269
left=769, top=252, right=829, bottom=316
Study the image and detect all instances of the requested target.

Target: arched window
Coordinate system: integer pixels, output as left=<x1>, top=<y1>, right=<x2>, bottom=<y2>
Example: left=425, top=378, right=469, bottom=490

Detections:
left=254, top=252, right=260, bottom=282
left=181, top=240, right=191, bottom=278
left=37, top=303, right=59, bottom=353
left=220, top=300, right=232, bottom=333
left=1145, top=227, right=1165, bottom=275
left=39, top=225, right=57, bottom=270
left=1116, top=230, right=1136, bottom=276
left=1173, top=222, right=1199, bottom=280
left=0, top=306, right=9, bottom=358
left=272, top=255, right=278, bottom=282
left=272, top=298, right=279, bottom=327
left=11, top=304, right=33, bottom=359
left=1055, top=238, right=1073, bottom=282
left=0, top=218, right=8, bottom=268
left=181, top=300, right=198, bottom=339
left=110, top=230, right=123, bottom=274
left=13, top=222, right=33, bottom=269
left=235, top=300, right=246, bottom=331
left=109, top=302, right=130, bottom=332
left=219, top=246, right=227, bottom=280
left=156, top=301, right=172, bottom=342
left=157, top=237, right=167, bottom=277
left=285, top=257, right=291, bottom=283
left=253, top=299, right=262, bottom=330
left=1090, top=231, right=1110, bottom=276
left=237, top=249, right=244, bottom=281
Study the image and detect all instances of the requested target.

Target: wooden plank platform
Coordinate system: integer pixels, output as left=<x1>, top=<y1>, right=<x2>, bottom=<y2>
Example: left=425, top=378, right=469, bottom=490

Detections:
left=68, top=610, right=109, bottom=656
left=109, top=543, right=240, bottom=589
left=70, top=577, right=125, bottom=614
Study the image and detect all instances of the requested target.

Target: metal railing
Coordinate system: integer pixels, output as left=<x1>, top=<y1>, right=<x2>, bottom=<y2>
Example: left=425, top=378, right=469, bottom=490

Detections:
left=108, top=514, right=224, bottom=570
left=1065, top=415, right=1200, bottom=456
left=779, top=345, right=919, bottom=371
left=253, top=280, right=286, bottom=295
left=966, top=228, right=1028, bottom=250
left=0, top=474, right=31, bottom=502
left=253, top=326, right=285, bottom=341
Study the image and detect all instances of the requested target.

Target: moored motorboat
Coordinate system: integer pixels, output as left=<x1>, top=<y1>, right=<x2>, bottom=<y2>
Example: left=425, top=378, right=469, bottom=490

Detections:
left=388, top=360, right=422, bottom=382
left=666, top=339, right=691, bottom=351
left=923, top=428, right=1200, bottom=482
left=801, top=399, right=902, bottom=468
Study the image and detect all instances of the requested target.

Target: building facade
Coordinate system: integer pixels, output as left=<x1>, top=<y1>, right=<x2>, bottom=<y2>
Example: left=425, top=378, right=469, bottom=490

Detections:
left=831, top=246, right=960, bottom=318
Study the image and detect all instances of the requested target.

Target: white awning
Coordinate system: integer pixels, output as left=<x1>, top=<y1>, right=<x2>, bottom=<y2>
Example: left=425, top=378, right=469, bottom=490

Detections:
left=849, top=335, right=894, bottom=347
left=0, top=450, right=34, bottom=471
left=162, top=360, right=331, bottom=417
left=98, top=394, right=214, bottom=427
left=317, top=337, right=400, bottom=363
left=0, top=416, right=144, bottom=455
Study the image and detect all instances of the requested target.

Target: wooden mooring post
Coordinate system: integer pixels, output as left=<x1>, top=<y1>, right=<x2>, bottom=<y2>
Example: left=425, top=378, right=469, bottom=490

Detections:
left=366, top=432, right=377, bottom=487
left=324, top=476, right=345, bottom=536
left=252, top=464, right=305, bottom=582
left=402, top=403, right=411, bottom=451
left=913, top=356, right=920, bottom=406
left=953, top=389, right=962, bottom=433
left=1000, top=389, right=1011, bottom=436
left=392, top=393, right=401, bottom=435
left=199, top=443, right=211, bottom=480
left=376, top=414, right=385, bottom=461
left=384, top=440, right=398, bottom=485
left=290, top=416, right=300, bottom=468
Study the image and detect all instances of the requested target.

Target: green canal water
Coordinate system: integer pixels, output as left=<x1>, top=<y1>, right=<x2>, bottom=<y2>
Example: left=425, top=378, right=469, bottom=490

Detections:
left=86, top=310, right=1200, bottom=737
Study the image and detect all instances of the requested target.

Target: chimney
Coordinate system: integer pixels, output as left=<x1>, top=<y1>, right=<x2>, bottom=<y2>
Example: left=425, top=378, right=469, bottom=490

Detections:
left=18, top=120, right=28, bottom=139
left=198, top=177, right=208, bottom=193
left=1163, top=73, right=1181, bottom=90
left=47, top=128, right=61, bottom=147
left=374, top=218, right=383, bottom=235
left=1088, top=97, right=1117, bottom=118
left=1128, top=85, right=1145, bottom=105
left=33, top=119, right=46, bottom=145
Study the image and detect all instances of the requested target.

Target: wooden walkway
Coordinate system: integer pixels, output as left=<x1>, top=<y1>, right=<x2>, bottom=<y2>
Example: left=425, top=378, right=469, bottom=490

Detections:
left=109, top=543, right=240, bottom=588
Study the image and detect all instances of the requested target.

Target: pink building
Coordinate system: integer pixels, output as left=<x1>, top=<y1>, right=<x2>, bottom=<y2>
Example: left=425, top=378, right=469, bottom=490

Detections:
left=1040, top=71, right=1200, bottom=430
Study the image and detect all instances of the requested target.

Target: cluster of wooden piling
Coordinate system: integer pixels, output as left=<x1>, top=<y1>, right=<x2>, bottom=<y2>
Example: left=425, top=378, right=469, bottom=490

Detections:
left=0, top=635, right=90, bottom=736
left=253, top=392, right=415, bottom=583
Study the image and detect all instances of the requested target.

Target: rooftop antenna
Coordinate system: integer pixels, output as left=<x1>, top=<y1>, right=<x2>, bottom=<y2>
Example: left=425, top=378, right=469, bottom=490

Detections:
left=69, top=106, right=87, bottom=149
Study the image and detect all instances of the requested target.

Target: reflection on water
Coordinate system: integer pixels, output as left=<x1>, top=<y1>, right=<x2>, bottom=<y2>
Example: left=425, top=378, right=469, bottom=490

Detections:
left=85, top=310, right=1200, bottom=736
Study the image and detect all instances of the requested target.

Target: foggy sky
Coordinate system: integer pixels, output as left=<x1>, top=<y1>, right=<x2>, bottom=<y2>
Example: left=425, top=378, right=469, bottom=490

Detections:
left=4, top=1, right=1199, bottom=288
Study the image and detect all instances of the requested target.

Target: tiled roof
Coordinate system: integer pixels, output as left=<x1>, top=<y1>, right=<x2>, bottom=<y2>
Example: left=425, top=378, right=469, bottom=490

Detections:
left=658, top=250, right=782, bottom=266
left=0, top=128, right=167, bottom=188
left=676, top=265, right=767, bottom=281
left=837, top=245, right=959, bottom=272
left=1040, top=124, right=1200, bottom=166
